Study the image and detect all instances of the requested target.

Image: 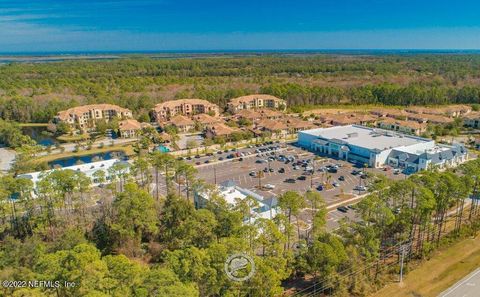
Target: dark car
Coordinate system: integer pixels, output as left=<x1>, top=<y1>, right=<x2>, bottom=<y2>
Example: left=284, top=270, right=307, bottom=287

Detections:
left=186, top=156, right=192, bottom=160
left=206, top=153, right=214, bottom=156
left=316, top=185, right=324, bottom=191
left=328, top=168, right=338, bottom=173
left=226, top=154, right=234, bottom=159
left=195, top=161, right=201, bottom=165
left=223, top=149, right=229, bottom=153
left=269, top=168, right=274, bottom=172
left=217, top=151, right=223, bottom=155
left=297, top=176, right=307, bottom=181
left=204, top=160, right=210, bottom=164
left=337, top=206, right=349, bottom=213
left=177, top=157, right=184, bottom=161
left=238, top=157, right=244, bottom=161
left=219, top=157, right=224, bottom=161
left=284, top=178, right=296, bottom=183
left=338, top=176, right=345, bottom=181
left=263, top=167, right=269, bottom=173
left=195, top=155, right=201, bottom=159
left=278, top=168, right=285, bottom=173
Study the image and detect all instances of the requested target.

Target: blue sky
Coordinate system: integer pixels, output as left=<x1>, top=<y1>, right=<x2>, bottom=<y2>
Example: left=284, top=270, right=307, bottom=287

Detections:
left=1, top=0, right=480, bottom=52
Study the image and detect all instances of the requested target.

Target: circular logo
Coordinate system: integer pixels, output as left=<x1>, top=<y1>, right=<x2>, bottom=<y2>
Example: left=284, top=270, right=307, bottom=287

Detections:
left=224, top=253, right=256, bottom=282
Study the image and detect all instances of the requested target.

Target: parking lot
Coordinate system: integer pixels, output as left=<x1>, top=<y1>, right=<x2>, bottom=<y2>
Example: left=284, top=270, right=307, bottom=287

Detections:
left=189, top=142, right=406, bottom=231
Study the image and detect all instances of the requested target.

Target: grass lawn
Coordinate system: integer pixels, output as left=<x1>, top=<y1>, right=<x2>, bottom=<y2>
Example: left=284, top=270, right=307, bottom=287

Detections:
left=56, top=134, right=90, bottom=142
left=18, top=123, right=49, bottom=127
left=34, top=144, right=135, bottom=164
left=371, top=234, right=480, bottom=297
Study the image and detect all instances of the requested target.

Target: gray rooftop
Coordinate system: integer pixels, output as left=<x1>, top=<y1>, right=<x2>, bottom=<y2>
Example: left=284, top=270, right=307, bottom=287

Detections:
left=301, top=125, right=431, bottom=151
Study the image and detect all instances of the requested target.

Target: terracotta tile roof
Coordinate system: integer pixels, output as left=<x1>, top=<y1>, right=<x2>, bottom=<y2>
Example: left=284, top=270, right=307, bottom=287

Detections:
left=235, top=109, right=262, bottom=120
left=208, top=123, right=238, bottom=136
left=259, top=108, right=284, bottom=118
left=118, top=119, right=142, bottom=131
left=56, top=104, right=132, bottom=121
left=464, top=112, right=480, bottom=120
left=192, top=113, right=220, bottom=125
left=379, top=118, right=427, bottom=130
left=170, top=115, right=194, bottom=126
left=284, top=117, right=316, bottom=129
left=257, top=119, right=288, bottom=131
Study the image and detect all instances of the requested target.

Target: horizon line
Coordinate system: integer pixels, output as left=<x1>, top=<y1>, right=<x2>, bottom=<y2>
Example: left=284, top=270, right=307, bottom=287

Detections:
left=2, top=48, right=480, bottom=56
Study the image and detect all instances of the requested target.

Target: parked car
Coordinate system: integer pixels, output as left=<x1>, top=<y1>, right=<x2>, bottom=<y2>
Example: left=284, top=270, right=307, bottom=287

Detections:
left=316, top=185, right=324, bottom=191
left=284, top=178, right=296, bottom=183
left=195, top=155, right=201, bottom=158
left=269, top=168, right=274, bottom=172
left=238, top=157, right=244, bottom=161
left=204, top=160, right=210, bottom=164
left=219, top=157, right=224, bottom=161
left=195, top=161, right=201, bottom=165
left=328, top=168, right=338, bottom=173
left=332, top=182, right=340, bottom=187
left=217, top=151, right=223, bottom=154
left=337, top=206, right=349, bottom=213
left=338, top=176, right=345, bottom=181
left=297, top=176, right=307, bottom=181
left=354, top=185, right=367, bottom=191
left=278, top=168, right=285, bottom=173
left=264, top=184, right=276, bottom=190
left=249, top=171, right=257, bottom=177
left=263, top=167, right=269, bottom=173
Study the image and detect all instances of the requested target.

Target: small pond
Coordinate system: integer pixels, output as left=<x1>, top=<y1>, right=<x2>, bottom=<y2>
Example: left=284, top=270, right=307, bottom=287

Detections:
left=48, top=151, right=128, bottom=168
left=22, top=126, right=57, bottom=146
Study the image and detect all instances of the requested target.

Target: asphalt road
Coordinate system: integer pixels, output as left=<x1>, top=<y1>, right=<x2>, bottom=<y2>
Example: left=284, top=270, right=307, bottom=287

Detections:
left=439, top=268, right=480, bottom=297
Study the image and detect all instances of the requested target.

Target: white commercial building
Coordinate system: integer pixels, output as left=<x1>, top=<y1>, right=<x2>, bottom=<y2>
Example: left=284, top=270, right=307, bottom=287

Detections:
left=17, top=159, right=130, bottom=189
left=194, top=180, right=278, bottom=223
left=298, top=125, right=468, bottom=173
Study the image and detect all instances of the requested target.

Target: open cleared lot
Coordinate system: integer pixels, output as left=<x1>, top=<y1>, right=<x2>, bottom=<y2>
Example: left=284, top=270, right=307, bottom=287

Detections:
left=372, top=235, right=480, bottom=297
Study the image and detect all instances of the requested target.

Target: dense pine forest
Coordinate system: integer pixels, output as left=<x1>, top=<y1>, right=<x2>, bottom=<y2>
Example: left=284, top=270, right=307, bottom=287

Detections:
left=2, top=54, right=480, bottom=296
left=1, top=54, right=480, bottom=122
left=2, top=150, right=480, bottom=296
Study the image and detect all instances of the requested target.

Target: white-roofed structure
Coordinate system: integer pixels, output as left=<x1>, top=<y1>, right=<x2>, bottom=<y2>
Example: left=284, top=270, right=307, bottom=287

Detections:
left=17, top=159, right=130, bottom=190
left=194, top=180, right=278, bottom=223
left=298, top=125, right=468, bottom=173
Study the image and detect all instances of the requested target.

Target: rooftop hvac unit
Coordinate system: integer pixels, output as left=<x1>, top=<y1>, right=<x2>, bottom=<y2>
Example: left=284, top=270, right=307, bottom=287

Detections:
left=347, top=132, right=358, bottom=138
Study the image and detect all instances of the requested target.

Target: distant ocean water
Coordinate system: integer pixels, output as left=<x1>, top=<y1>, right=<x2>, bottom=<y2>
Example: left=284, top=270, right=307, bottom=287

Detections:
left=1, top=49, right=480, bottom=63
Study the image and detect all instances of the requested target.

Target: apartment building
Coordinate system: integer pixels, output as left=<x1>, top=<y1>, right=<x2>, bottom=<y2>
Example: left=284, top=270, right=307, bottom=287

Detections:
left=227, top=94, right=286, bottom=113
left=464, top=112, right=480, bottom=128
left=55, top=104, right=133, bottom=131
left=377, top=118, right=427, bottom=135
left=118, top=119, right=149, bottom=138
left=152, top=99, right=220, bottom=121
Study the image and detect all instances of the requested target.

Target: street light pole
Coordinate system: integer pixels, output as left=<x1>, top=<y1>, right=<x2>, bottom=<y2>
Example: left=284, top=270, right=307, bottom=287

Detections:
left=213, top=165, right=217, bottom=185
